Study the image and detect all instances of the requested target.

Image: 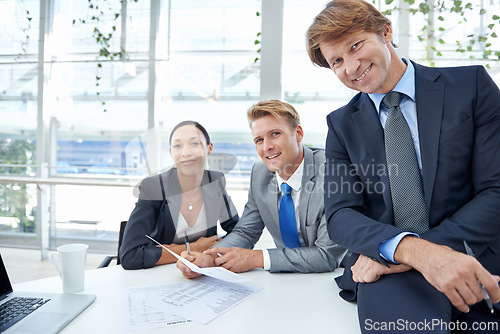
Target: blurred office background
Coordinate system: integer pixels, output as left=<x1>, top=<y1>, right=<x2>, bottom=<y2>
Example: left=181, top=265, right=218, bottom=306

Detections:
left=1, top=0, right=499, bottom=261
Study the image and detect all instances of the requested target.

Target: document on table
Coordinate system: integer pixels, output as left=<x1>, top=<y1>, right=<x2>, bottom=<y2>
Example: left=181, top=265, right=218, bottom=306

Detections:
left=122, top=284, right=191, bottom=332
left=146, top=234, right=250, bottom=283
left=151, top=276, right=263, bottom=325
left=123, top=277, right=262, bottom=330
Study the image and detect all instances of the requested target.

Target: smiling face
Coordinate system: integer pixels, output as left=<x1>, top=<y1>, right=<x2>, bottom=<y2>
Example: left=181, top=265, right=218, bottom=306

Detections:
left=319, top=24, right=405, bottom=94
left=169, top=124, right=212, bottom=177
left=251, top=115, right=304, bottom=180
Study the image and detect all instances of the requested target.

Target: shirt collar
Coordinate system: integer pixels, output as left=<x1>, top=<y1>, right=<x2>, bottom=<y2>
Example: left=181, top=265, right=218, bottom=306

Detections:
left=276, top=158, right=304, bottom=192
left=368, top=58, right=416, bottom=113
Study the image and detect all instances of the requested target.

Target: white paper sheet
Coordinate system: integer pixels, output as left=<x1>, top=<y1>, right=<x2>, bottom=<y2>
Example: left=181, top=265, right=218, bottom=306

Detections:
left=145, top=234, right=250, bottom=283
left=151, top=276, right=263, bottom=324
left=122, top=284, right=191, bottom=332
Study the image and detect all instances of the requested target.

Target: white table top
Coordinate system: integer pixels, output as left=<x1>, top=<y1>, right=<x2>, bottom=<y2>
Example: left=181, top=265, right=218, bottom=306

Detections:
left=14, top=264, right=360, bottom=333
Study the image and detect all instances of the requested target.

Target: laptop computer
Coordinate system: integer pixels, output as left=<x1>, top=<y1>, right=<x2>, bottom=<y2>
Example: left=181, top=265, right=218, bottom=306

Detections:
left=0, top=253, right=96, bottom=334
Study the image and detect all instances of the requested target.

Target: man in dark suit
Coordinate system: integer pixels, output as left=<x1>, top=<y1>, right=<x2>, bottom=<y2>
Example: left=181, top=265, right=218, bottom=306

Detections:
left=306, top=0, right=500, bottom=332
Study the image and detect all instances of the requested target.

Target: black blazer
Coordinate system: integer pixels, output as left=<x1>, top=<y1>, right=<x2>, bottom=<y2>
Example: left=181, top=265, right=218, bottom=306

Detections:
left=324, top=62, right=500, bottom=300
left=120, top=168, right=239, bottom=269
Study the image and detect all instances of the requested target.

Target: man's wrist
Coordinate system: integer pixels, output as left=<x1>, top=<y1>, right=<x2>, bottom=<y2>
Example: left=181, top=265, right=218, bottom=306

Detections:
left=252, top=249, right=264, bottom=269
left=259, top=249, right=269, bottom=270
left=379, top=232, right=418, bottom=263
left=393, top=235, right=425, bottom=267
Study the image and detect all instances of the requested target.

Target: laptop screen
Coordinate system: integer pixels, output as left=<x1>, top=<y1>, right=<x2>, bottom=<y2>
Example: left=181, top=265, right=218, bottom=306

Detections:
left=0, top=254, right=14, bottom=299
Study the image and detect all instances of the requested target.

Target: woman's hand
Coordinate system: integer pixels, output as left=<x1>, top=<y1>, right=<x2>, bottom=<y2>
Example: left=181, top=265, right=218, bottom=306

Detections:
left=191, top=235, right=220, bottom=253
left=176, top=251, right=217, bottom=279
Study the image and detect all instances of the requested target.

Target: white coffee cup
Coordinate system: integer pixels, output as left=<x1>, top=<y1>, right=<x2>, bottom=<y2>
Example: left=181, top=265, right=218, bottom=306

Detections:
left=50, top=244, right=89, bottom=293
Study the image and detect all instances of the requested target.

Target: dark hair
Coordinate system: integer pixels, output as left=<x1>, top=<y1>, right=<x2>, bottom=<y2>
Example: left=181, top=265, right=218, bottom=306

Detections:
left=306, top=0, right=392, bottom=68
left=169, top=121, right=211, bottom=145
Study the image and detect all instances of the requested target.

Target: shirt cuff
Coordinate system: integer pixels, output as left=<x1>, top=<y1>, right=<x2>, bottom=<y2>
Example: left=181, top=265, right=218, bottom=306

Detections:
left=379, top=232, right=419, bottom=264
left=262, top=249, right=271, bottom=271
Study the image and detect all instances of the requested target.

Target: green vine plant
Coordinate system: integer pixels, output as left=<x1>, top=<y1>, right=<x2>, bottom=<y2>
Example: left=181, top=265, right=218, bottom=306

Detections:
left=254, top=10, right=261, bottom=63
left=15, top=1, right=33, bottom=60
left=73, top=0, right=139, bottom=111
left=382, top=0, right=500, bottom=68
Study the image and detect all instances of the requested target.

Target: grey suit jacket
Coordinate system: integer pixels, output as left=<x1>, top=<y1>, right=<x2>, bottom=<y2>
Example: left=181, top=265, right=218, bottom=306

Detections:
left=217, top=146, right=346, bottom=273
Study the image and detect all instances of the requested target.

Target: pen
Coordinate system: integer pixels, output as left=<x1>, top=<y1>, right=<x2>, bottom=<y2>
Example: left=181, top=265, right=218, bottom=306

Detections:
left=463, top=241, right=494, bottom=314
left=184, top=233, right=191, bottom=255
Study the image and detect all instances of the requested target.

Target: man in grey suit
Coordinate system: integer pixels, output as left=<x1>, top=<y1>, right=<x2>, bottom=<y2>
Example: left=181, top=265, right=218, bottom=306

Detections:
left=177, top=99, right=346, bottom=276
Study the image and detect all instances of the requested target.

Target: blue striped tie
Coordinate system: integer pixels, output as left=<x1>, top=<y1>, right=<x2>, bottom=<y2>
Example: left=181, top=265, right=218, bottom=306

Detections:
left=279, top=183, right=301, bottom=248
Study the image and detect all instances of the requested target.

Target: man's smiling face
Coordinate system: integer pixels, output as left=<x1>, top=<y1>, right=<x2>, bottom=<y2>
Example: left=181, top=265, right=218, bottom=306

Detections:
left=251, top=115, right=303, bottom=180
left=319, top=24, right=402, bottom=94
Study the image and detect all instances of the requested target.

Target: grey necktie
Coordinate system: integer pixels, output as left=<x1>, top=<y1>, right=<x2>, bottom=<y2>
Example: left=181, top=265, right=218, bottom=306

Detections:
left=383, top=91, right=429, bottom=234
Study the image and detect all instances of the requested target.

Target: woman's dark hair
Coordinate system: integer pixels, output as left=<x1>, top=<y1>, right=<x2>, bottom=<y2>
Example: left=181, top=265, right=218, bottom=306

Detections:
left=169, top=121, right=211, bottom=145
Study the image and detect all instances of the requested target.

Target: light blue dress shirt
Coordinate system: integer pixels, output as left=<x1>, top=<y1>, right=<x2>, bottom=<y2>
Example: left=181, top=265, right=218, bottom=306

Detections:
left=368, top=59, right=420, bottom=263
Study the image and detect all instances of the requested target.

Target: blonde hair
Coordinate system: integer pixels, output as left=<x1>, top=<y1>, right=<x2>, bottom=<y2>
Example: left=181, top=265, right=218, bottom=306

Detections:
left=247, top=100, right=301, bottom=129
left=306, top=0, right=392, bottom=68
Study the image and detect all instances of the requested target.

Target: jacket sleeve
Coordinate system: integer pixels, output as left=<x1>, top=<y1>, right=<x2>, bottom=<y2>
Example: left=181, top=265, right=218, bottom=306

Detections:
left=324, top=112, right=401, bottom=264
left=268, top=213, right=346, bottom=273
left=217, top=174, right=239, bottom=234
left=422, top=66, right=500, bottom=255
left=119, top=176, right=163, bottom=270
left=268, top=153, right=346, bottom=273
left=217, top=165, right=266, bottom=249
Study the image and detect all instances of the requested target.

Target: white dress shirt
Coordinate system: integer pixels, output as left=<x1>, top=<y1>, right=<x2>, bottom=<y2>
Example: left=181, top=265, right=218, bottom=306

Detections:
left=173, top=205, right=208, bottom=244
left=261, top=159, right=305, bottom=270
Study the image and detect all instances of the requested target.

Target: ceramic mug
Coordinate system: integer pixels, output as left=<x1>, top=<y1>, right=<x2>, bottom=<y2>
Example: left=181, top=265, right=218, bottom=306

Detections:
left=50, top=244, right=88, bottom=293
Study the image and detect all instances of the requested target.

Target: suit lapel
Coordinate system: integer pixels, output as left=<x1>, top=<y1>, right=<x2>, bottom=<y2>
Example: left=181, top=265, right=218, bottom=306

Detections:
left=352, top=95, right=392, bottom=210
left=352, top=94, right=385, bottom=162
left=200, top=172, right=222, bottom=230
left=413, top=62, right=444, bottom=212
left=265, top=172, right=280, bottom=234
left=163, top=169, right=182, bottom=225
left=298, top=147, right=314, bottom=244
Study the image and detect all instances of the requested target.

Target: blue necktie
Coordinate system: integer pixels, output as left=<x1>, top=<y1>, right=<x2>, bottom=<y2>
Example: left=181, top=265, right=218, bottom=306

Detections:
left=279, top=183, right=301, bottom=248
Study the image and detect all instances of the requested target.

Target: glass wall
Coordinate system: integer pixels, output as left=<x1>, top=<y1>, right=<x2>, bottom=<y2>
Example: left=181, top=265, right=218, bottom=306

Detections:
left=282, top=0, right=359, bottom=147
left=0, top=0, right=39, bottom=245
left=281, top=0, right=500, bottom=146
left=1, top=0, right=499, bottom=255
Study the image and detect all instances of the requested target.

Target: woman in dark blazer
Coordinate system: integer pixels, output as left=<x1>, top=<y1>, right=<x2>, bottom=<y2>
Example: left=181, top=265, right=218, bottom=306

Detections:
left=120, top=121, right=239, bottom=269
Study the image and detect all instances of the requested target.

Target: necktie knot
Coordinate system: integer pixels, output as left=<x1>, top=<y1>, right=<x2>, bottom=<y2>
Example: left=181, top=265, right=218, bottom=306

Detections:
left=382, top=91, right=401, bottom=109
left=281, top=183, right=292, bottom=196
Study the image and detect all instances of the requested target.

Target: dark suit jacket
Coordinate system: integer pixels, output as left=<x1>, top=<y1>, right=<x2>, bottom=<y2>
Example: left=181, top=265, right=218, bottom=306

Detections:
left=120, top=169, right=239, bottom=269
left=324, top=61, right=500, bottom=300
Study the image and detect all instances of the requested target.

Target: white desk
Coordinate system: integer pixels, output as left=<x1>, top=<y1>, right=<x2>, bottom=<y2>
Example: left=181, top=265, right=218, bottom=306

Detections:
left=14, top=265, right=360, bottom=333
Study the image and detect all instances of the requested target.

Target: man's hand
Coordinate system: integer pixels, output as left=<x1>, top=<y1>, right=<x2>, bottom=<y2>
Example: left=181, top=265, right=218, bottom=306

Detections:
left=175, top=251, right=216, bottom=279
left=204, top=247, right=264, bottom=273
left=395, top=237, right=500, bottom=313
left=351, top=254, right=411, bottom=283
left=190, top=236, right=220, bottom=253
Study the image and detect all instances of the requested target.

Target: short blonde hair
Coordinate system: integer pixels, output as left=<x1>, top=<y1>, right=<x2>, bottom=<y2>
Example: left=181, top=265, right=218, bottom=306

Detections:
left=247, top=100, right=301, bottom=129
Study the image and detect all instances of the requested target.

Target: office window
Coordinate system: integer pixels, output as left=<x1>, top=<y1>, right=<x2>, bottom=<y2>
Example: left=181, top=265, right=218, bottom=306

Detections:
left=0, top=0, right=39, bottom=243
left=282, top=0, right=357, bottom=147
left=282, top=0, right=500, bottom=147
left=0, top=0, right=498, bottom=254
left=1, top=0, right=261, bottom=252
